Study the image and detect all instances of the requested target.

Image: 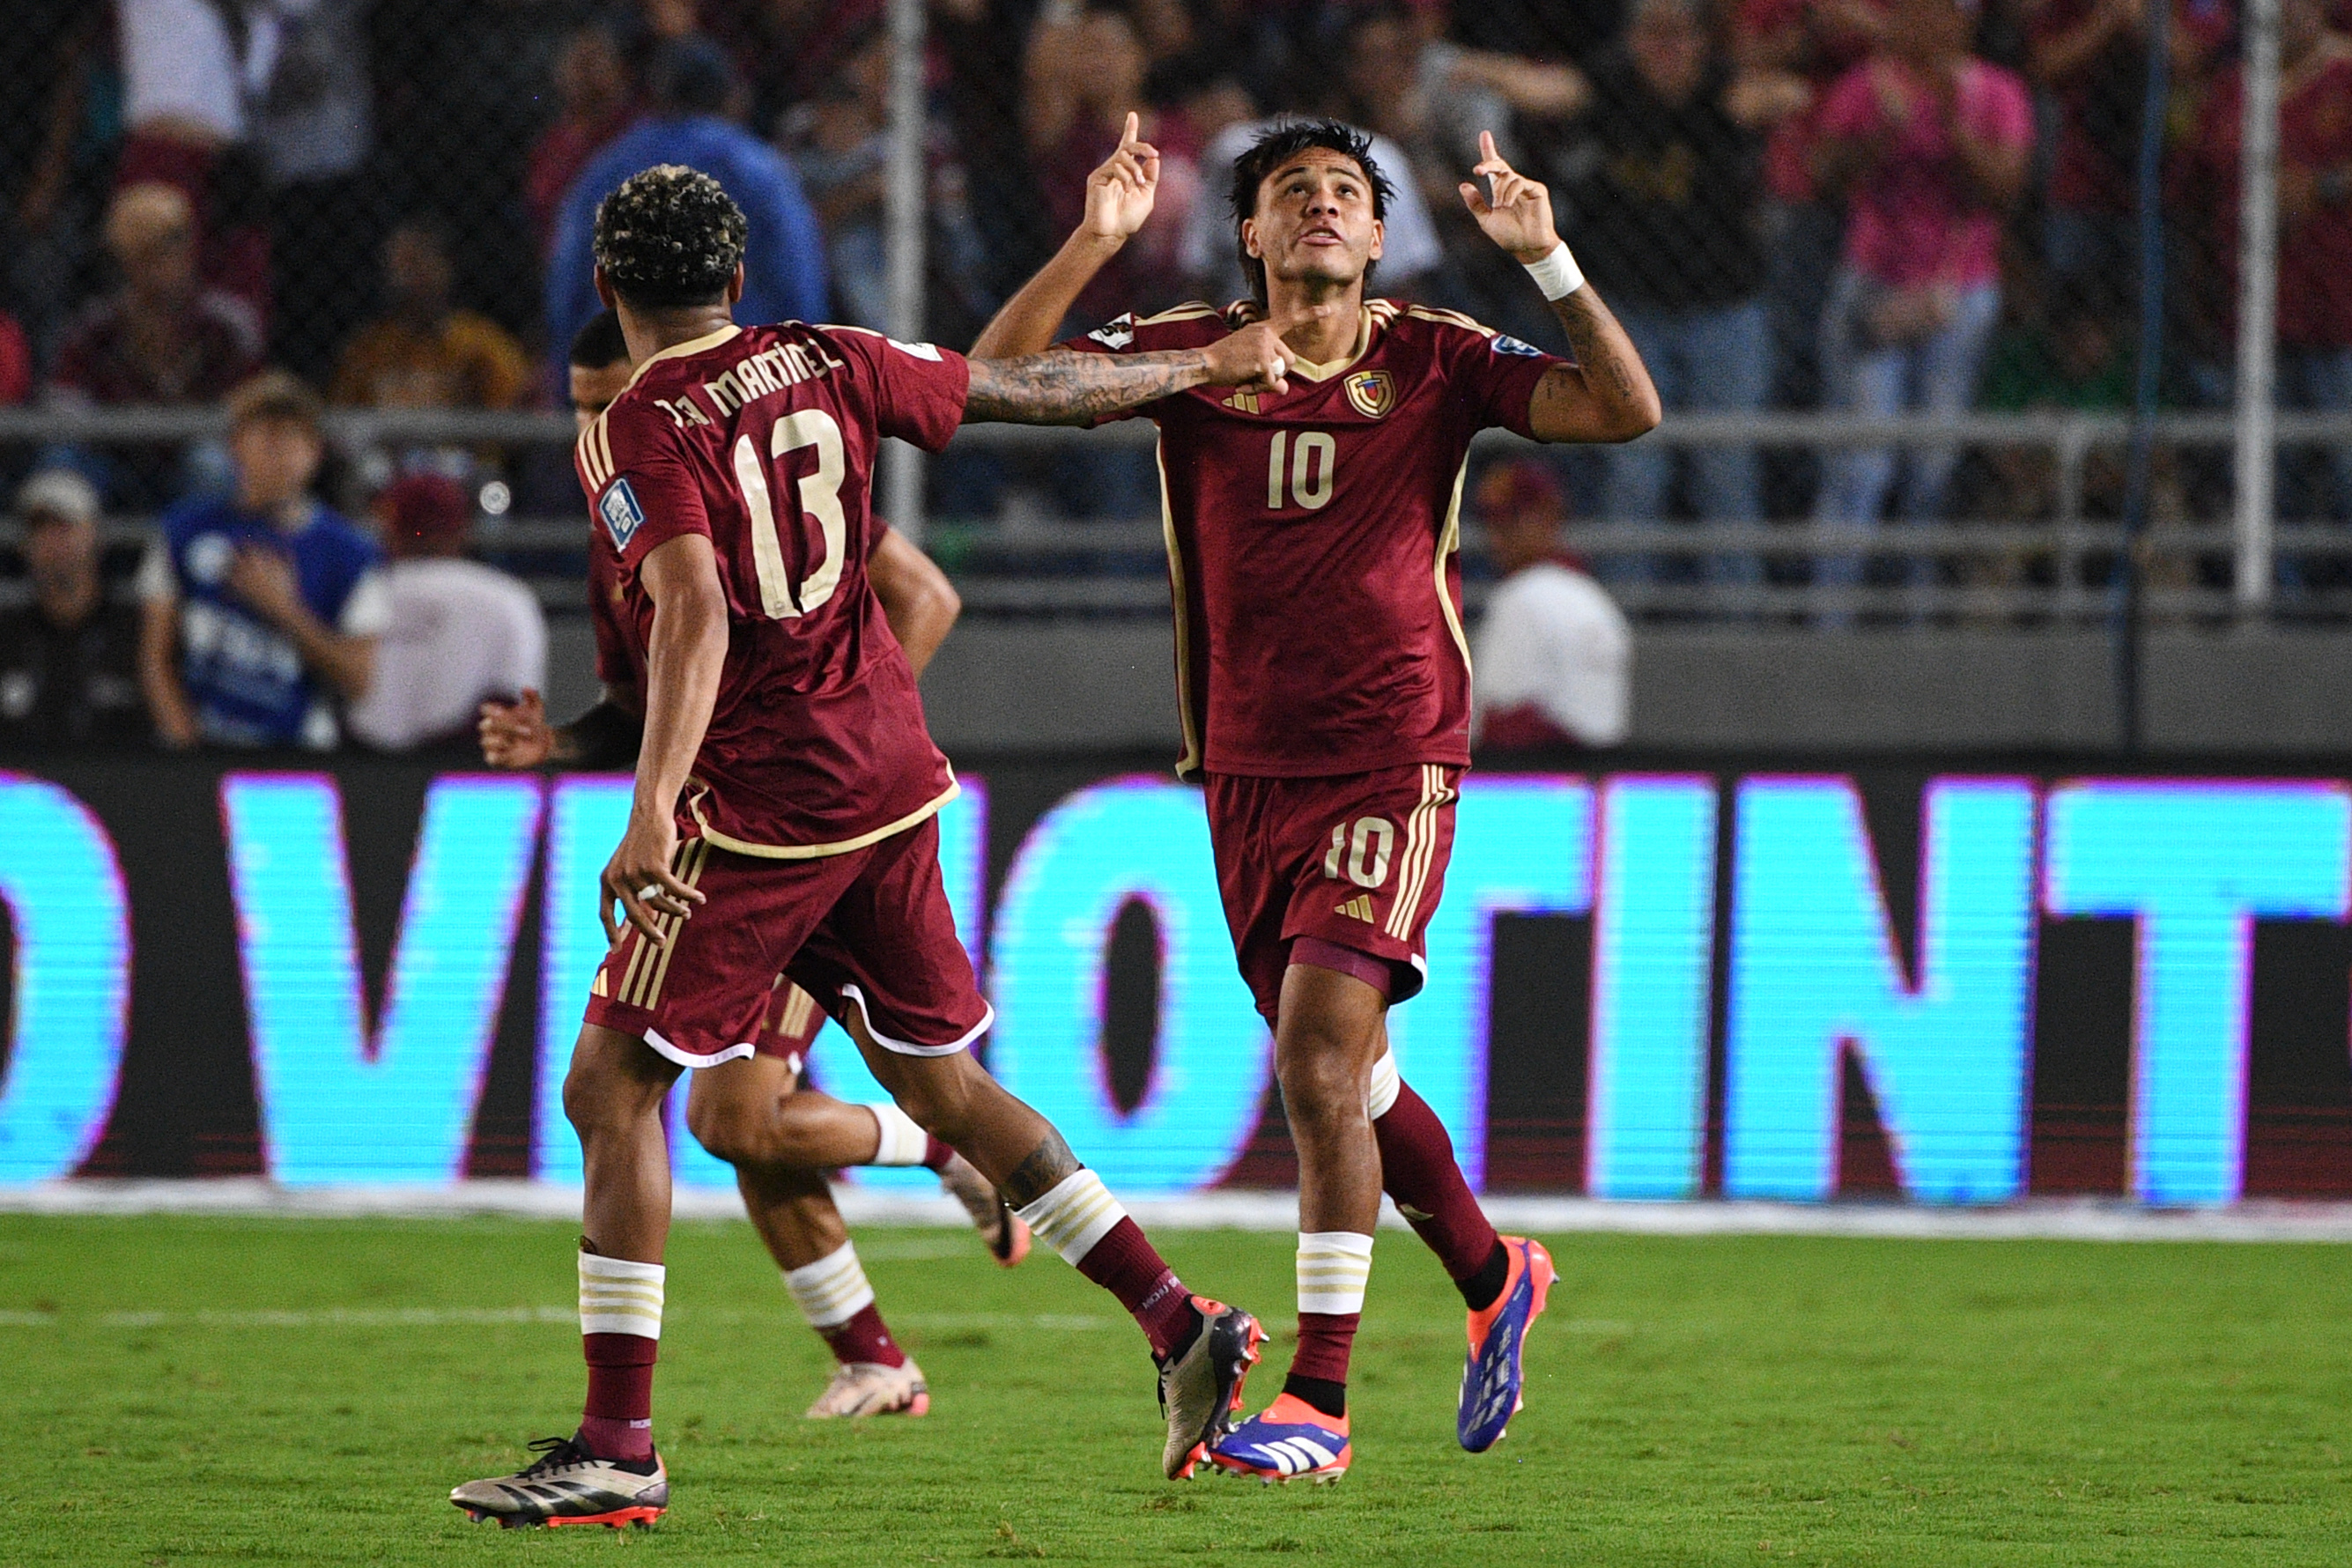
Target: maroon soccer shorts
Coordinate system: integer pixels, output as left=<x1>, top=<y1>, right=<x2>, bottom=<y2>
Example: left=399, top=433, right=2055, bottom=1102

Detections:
left=1203, top=763, right=1462, bottom=1024
left=585, top=814, right=991, bottom=1068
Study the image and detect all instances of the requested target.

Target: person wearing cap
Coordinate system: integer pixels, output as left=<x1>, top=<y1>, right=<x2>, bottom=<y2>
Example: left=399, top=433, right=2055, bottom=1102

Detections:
left=544, top=33, right=827, bottom=389
left=344, top=473, right=546, bottom=751
left=137, top=371, right=391, bottom=750
left=0, top=470, right=150, bottom=747
left=1469, top=459, right=1631, bottom=751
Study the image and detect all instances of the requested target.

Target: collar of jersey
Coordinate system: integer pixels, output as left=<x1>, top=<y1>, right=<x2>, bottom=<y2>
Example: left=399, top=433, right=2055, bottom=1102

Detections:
left=1276, top=304, right=1379, bottom=383
left=620, top=323, right=744, bottom=392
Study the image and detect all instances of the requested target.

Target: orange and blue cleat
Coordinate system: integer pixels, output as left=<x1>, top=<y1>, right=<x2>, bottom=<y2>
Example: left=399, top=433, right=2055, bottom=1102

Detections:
left=1207, top=1393, right=1352, bottom=1483
left=1458, top=1235, right=1555, bottom=1453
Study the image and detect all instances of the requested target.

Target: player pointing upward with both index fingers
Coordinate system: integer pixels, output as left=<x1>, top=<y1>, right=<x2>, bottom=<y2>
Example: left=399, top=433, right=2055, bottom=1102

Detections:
left=973, top=115, right=1659, bottom=1483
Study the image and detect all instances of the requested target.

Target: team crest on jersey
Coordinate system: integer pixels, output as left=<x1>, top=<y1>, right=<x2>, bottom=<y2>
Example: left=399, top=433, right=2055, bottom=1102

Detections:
left=1491, top=334, right=1543, bottom=358
left=598, top=477, right=646, bottom=550
left=1343, top=369, right=1395, bottom=419
left=1088, top=314, right=1136, bottom=351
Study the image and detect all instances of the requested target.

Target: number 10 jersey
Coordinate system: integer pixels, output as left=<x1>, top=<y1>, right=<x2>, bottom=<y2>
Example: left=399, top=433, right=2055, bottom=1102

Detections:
left=1066, top=300, right=1563, bottom=780
left=575, top=321, right=969, bottom=854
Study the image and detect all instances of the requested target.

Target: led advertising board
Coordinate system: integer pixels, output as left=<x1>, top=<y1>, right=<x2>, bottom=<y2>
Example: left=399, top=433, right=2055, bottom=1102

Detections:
left=5, top=758, right=2350, bottom=1203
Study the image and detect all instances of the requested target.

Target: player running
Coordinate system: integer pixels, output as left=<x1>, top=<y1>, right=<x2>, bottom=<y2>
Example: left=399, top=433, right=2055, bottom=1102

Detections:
left=451, top=164, right=1298, bottom=1528
left=971, top=116, right=1660, bottom=1483
left=476, top=307, right=1022, bottom=1425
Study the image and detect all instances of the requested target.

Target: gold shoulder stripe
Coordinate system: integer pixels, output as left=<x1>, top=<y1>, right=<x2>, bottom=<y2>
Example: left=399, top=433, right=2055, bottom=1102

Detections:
left=1367, top=300, right=1401, bottom=323
left=1137, top=301, right=1223, bottom=325
left=1405, top=304, right=1494, bottom=337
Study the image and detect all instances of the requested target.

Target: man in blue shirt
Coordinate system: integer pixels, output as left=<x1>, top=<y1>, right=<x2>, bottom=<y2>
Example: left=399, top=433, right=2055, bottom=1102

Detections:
left=137, top=372, right=391, bottom=749
left=544, top=36, right=829, bottom=387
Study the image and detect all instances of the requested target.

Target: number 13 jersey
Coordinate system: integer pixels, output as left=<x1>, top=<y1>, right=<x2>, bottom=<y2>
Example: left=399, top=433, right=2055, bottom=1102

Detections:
left=1066, top=300, right=1564, bottom=780
left=576, top=322, right=969, bottom=854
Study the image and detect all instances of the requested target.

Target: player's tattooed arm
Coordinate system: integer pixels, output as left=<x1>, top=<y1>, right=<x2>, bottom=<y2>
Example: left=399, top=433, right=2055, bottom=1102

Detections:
left=1533, top=285, right=1662, bottom=445
left=964, top=325, right=1294, bottom=425
left=1458, top=129, right=1661, bottom=444
left=998, top=1129, right=1084, bottom=1209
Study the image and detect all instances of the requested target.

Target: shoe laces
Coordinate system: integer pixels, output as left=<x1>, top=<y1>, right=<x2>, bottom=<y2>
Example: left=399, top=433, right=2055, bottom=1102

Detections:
left=517, top=1436, right=589, bottom=1478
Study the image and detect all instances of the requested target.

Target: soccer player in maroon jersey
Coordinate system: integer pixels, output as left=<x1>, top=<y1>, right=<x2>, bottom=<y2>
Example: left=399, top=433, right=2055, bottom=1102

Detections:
left=450, top=165, right=1302, bottom=1528
left=475, top=309, right=1026, bottom=1427
left=972, top=115, right=1660, bottom=1481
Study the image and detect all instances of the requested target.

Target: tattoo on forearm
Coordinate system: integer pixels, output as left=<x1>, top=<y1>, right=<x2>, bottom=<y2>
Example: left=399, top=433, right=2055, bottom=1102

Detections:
left=1550, top=290, right=1638, bottom=403
left=965, top=350, right=1209, bottom=425
left=999, top=1130, right=1082, bottom=1209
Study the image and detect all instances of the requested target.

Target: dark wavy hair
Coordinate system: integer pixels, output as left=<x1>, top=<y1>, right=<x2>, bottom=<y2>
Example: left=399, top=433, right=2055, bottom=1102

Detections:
left=568, top=307, right=630, bottom=370
left=592, top=164, right=747, bottom=310
left=1227, top=118, right=1394, bottom=304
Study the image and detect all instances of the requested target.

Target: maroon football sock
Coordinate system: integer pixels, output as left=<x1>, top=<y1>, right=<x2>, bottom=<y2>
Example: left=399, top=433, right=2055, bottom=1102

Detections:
left=921, top=1135, right=955, bottom=1171
left=1288, top=1311, right=1360, bottom=1388
left=1374, top=1080, right=1500, bottom=1283
left=818, top=1301, right=908, bottom=1369
left=1076, top=1217, right=1197, bottom=1359
left=580, top=1333, right=657, bottom=1461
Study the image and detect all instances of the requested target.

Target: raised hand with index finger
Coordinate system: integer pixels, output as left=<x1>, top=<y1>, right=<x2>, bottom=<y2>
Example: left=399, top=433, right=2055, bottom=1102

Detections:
left=1082, top=110, right=1162, bottom=245
left=1457, top=129, right=1561, bottom=264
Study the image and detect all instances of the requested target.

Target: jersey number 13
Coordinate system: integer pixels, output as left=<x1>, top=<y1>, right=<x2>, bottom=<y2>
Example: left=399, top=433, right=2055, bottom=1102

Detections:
left=733, top=408, right=849, bottom=618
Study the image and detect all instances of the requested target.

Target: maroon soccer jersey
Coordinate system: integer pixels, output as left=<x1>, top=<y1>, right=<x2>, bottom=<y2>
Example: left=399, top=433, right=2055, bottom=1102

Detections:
left=1066, top=300, right=1563, bottom=779
left=576, top=322, right=969, bottom=853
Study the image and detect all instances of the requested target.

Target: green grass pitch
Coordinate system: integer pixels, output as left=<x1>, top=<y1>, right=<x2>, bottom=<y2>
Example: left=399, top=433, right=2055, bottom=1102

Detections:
left=5, top=1215, right=2350, bottom=1565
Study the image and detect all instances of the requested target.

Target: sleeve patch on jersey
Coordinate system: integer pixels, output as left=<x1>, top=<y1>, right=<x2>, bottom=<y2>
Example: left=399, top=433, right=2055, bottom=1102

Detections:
left=1492, top=335, right=1545, bottom=358
left=1088, top=314, right=1137, bottom=350
left=887, top=337, right=943, bottom=360
left=598, top=477, right=647, bottom=551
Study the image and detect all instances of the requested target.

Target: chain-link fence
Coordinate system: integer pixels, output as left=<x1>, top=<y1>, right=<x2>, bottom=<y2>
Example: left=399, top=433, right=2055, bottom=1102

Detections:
left=1, top=0, right=2348, bottom=623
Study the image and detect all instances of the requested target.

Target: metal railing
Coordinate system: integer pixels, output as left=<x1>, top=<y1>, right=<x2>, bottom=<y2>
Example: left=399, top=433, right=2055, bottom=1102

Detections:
left=6, top=406, right=2350, bottom=624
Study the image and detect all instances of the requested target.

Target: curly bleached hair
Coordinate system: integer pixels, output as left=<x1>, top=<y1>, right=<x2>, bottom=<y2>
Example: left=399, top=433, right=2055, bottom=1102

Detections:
left=592, top=164, right=747, bottom=309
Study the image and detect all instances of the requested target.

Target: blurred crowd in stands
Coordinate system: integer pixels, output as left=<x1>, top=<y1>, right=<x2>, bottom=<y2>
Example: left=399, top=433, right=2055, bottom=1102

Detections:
left=0, top=0, right=2348, bottom=745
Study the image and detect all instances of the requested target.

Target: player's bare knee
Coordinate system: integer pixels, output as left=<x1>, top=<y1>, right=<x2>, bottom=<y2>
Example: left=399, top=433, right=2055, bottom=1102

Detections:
left=683, top=1096, right=754, bottom=1166
left=1276, top=1042, right=1372, bottom=1134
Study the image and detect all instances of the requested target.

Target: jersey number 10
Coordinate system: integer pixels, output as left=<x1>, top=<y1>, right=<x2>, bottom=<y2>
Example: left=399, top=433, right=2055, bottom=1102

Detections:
left=1267, top=430, right=1336, bottom=512
left=733, top=408, right=849, bottom=618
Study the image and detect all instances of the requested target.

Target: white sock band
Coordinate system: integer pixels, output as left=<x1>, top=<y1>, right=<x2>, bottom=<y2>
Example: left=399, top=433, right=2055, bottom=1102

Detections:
left=1297, top=1231, right=1375, bottom=1317
left=783, top=1240, right=875, bottom=1329
left=1014, top=1169, right=1127, bottom=1266
left=579, top=1253, right=664, bottom=1340
left=1367, top=1049, right=1401, bottom=1120
left=1522, top=241, right=1585, bottom=301
left=869, top=1103, right=931, bottom=1166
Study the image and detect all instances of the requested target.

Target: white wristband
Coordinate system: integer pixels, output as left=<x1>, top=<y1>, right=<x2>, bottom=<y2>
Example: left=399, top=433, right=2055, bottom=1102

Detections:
left=1522, top=242, right=1584, bottom=301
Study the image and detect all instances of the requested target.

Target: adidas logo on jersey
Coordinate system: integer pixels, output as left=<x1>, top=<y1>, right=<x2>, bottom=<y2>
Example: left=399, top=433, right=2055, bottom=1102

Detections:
left=1335, top=894, right=1375, bottom=923
left=1224, top=389, right=1261, bottom=414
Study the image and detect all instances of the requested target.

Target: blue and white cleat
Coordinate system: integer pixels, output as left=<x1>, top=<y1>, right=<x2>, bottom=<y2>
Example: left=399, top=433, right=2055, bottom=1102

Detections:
left=1458, top=1236, right=1555, bottom=1453
left=1208, top=1393, right=1351, bottom=1484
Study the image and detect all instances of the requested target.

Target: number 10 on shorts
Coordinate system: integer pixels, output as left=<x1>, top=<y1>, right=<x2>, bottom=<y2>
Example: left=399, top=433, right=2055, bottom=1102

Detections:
left=1325, top=816, right=1395, bottom=889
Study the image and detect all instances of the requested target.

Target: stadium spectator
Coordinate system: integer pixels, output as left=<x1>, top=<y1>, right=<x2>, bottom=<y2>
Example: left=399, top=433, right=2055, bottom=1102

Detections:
left=2188, top=0, right=2352, bottom=556
left=49, top=184, right=263, bottom=507
left=545, top=35, right=828, bottom=387
left=2028, top=0, right=2232, bottom=320
left=344, top=473, right=545, bottom=751
left=1543, top=0, right=1808, bottom=590
left=0, top=470, right=149, bottom=748
left=1737, top=0, right=1891, bottom=417
left=1328, top=4, right=1587, bottom=327
left=248, top=0, right=378, bottom=388
left=526, top=25, right=640, bottom=259
left=137, top=373, right=388, bottom=751
left=1808, top=0, right=2031, bottom=619
left=1025, top=9, right=1194, bottom=321
left=113, top=0, right=272, bottom=329
left=333, top=218, right=532, bottom=411
left=1470, top=461, right=1631, bottom=750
